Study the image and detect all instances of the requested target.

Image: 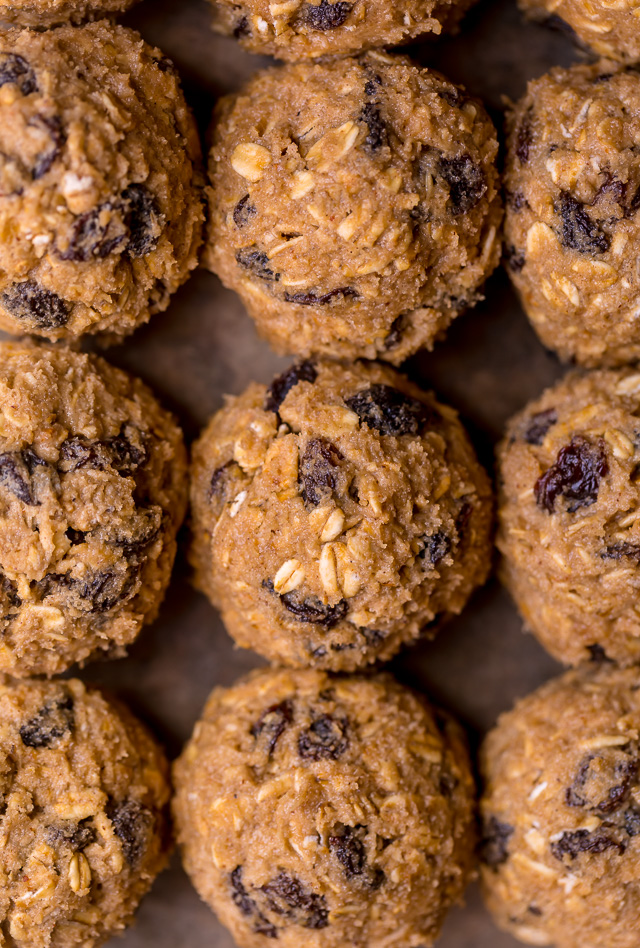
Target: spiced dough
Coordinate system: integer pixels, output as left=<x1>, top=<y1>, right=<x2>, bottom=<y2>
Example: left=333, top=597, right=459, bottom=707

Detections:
left=0, top=22, right=203, bottom=341
left=519, top=0, right=640, bottom=65
left=504, top=61, right=640, bottom=366
left=0, top=0, right=137, bottom=27
left=190, top=358, right=493, bottom=671
left=0, top=677, right=170, bottom=948
left=480, top=664, right=640, bottom=948
left=205, top=52, right=502, bottom=365
left=173, top=667, right=476, bottom=948
left=0, top=340, right=187, bottom=678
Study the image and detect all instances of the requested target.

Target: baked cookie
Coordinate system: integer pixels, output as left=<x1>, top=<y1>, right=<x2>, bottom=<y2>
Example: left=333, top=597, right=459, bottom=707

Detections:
left=480, top=664, right=640, bottom=948
left=0, top=677, right=170, bottom=948
left=0, top=340, right=187, bottom=677
left=519, top=0, right=640, bottom=65
left=0, top=23, right=203, bottom=342
left=0, top=0, right=137, bottom=27
left=205, top=52, right=502, bottom=365
left=496, top=366, right=640, bottom=667
left=209, top=0, right=475, bottom=62
left=190, top=359, right=492, bottom=671
left=174, top=667, right=476, bottom=948
left=504, top=61, right=640, bottom=366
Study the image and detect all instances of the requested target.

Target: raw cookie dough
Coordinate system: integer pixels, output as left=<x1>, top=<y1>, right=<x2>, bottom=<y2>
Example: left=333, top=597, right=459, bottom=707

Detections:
left=0, top=339, right=187, bottom=678
left=0, top=23, right=203, bottom=342
left=0, top=0, right=137, bottom=27
left=519, top=0, right=640, bottom=65
left=496, top=366, right=640, bottom=667
left=480, top=664, right=640, bottom=948
left=0, top=676, right=170, bottom=948
left=190, top=358, right=493, bottom=671
left=173, top=667, right=476, bottom=948
left=504, top=61, right=640, bottom=366
left=209, top=0, right=475, bottom=62
left=205, top=52, right=502, bottom=365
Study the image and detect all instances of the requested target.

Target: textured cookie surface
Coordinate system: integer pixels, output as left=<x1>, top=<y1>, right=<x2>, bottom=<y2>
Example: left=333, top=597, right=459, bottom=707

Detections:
left=0, top=677, right=170, bottom=948
left=519, top=0, right=640, bottom=64
left=174, top=667, right=476, bottom=948
left=0, top=23, right=203, bottom=341
left=205, top=52, right=502, bottom=365
left=190, top=359, right=492, bottom=671
left=0, top=340, right=187, bottom=677
left=0, top=0, right=136, bottom=27
left=504, top=62, right=640, bottom=366
left=480, top=665, right=640, bottom=948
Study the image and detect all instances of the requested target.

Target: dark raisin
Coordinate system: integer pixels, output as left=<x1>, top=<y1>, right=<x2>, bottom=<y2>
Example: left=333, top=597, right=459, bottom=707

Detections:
left=106, top=799, right=153, bottom=866
left=586, top=643, right=612, bottom=662
left=210, top=462, right=233, bottom=497
left=566, top=753, right=637, bottom=812
left=421, top=531, right=451, bottom=565
left=1, top=281, right=70, bottom=329
left=112, top=507, right=161, bottom=555
left=230, top=867, right=277, bottom=937
left=479, top=816, right=513, bottom=868
left=233, top=15, right=250, bottom=36
left=628, top=185, right=640, bottom=217
left=528, top=906, right=543, bottom=916
left=299, top=437, right=343, bottom=506
left=284, top=287, right=358, bottom=305
left=122, top=184, right=161, bottom=258
left=236, top=246, right=278, bottom=281
left=437, top=87, right=462, bottom=107
left=233, top=194, right=257, bottom=227
left=58, top=437, right=111, bottom=473
left=58, top=201, right=126, bottom=262
left=0, top=452, right=36, bottom=505
left=625, top=807, right=640, bottom=837
left=299, top=0, right=352, bottom=30
left=32, top=115, right=64, bottom=179
left=106, top=428, right=146, bottom=476
left=38, top=566, right=137, bottom=613
left=66, top=527, right=86, bottom=546
left=328, top=825, right=367, bottom=877
left=252, top=700, right=293, bottom=756
left=21, top=446, right=47, bottom=473
left=345, top=384, right=428, bottom=436
left=360, top=627, right=386, bottom=646
left=46, top=820, right=96, bottom=851
left=556, top=191, right=610, bottom=255
left=508, top=190, right=526, bottom=212
left=535, top=436, right=608, bottom=513
left=360, top=102, right=387, bottom=153
left=515, top=111, right=533, bottom=164
left=595, top=172, right=626, bottom=206
left=0, top=573, right=21, bottom=608
left=0, top=53, right=36, bottom=95
left=262, top=872, right=328, bottom=929
left=383, top=314, right=405, bottom=351
left=438, top=155, right=487, bottom=215
left=551, top=829, right=623, bottom=861
left=265, top=361, right=317, bottom=412
left=298, top=713, right=348, bottom=761
left=19, top=694, right=74, bottom=749
left=281, top=593, right=347, bottom=627
left=603, top=541, right=640, bottom=562
left=364, top=76, right=381, bottom=97
left=505, top=246, right=525, bottom=273
left=523, top=408, right=557, bottom=445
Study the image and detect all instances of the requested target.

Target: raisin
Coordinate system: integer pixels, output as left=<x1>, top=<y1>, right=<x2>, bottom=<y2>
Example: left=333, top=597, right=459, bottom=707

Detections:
left=112, top=507, right=161, bottom=556
left=66, top=527, right=86, bottom=546
left=523, top=408, right=557, bottom=445
left=383, top=314, right=405, bottom=351
left=0, top=573, right=21, bottom=608
left=299, top=0, right=352, bottom=30
left=507, top=190, right=526, bottom=211
left=58, top=202, right=126, bottom=262
left=360, top=627, right=386, bottom=646
left=625, top=807, right=640, bottom=837
left=284, top=287, right=358, bottom=305
left=46, top=820, right=96, bottom=851
left=106, top=799, right=153, bottom=865
left=262, top=872, right=329, bottom=929
left=602, top=542, right=640, bottom=561
left=438, top=155, right=487, bottom=215
left=328, top=825, right=366, bottom=877
left=364, top=75, right=382, bottom=97
left=586, top=643, right=611, bottom=662
left=230, top=867, right=277, bottom=938
left=299, top=437, right=343, bottom=506
left=32, top=115, right=64, bottom=179
left=437, top=87, right=462, bottom=107
left=479, top=816, right=513, bottom=868
left=556, top=191, right=610, bottom=255
left=0, top=452, right=36, bottom=505
left=265, top=361, right=317, bottom=412
left=106, top=428, right=146, bottom=476
left=233, top=15, right=250, bottom=36
left=298, top=713, right=348, bottom=761
left=345, top=384, right=428, bottom=436
left=515, top=111, right=533, bottom=165
left=58, top=437, right=111, bottom=473
left=21, top=446, right=47, bottom=474
left=566, top=753, right=637, bottom=812
left=236, top=246, right=278, bottom=281
left=595, top=172, right=626, bottom=206
left=505, top=246, right=525, bottom=273
left=20, top=694, right=74, bottom=749
left=421, top=531, right=451, bottom=565
left=360, top=102, right=387, bottom=153
left=281, top=593, right=347, bottom=627
left=122, top=184, right=161, bottom=258
left=38, top=566, right=137, bottom=614
left=1, top=281, right=70, bottom=329
left=551, top=829, right=623, bottom=861
left=0, top=53, right=36, bottom=96
left=535, top=436, right=608, bottom=513
left=252, top=700, right=293, bottom=756
left=233, top=194, right=257, bottom=227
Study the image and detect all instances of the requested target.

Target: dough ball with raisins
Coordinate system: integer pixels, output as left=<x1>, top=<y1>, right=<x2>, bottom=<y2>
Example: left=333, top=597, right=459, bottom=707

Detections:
left=0, top=23, right=203, bottom=342
left=504, top=62, right=640, bottom=366
left=209, top=0, right=475, bottom=62
left=519, top=0, right=640, bottom=65
left=174, top=667, right=476, bottom=948
left=205, top=52, right=502, bottom=365
left=0, top=677, right=170, bottom=948
left=480, top=664, right=640, bottom=948
left=190, top=358, right=492, bottom=671
left=497, top=367, right=640, bottom=667
left=0, top=0, right=136, bottom=27
left=0, top=339, right=187, bottom=677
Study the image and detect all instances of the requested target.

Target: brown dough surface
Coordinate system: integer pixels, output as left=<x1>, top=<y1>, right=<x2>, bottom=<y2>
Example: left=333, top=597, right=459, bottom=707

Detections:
left=0, top=23, right=203, bottom=341
left=204, top=52, right=502, bottom=365
left=504, top=61, right=640, bottom=367
left=173, top=667, right=476, bottom=948
left=0, top=0, right=136, bottom=27
left=480, top=664, right=640, bottom=948
left=497, top=366, right=640, bottom=667
left=190, top=359, right=493, bottom=671
left=0, top=677, right=170, bottom=948
left=519, top=0, right=640, bottom=64
left=0, top=340, right=187, bottom=677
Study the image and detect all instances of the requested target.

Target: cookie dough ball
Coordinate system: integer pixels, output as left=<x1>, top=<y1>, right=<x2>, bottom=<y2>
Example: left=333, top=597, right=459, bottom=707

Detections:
left=190, top=359, right=492, bottom=671
left=480, top=664, right=640, bottom=948
left=0, top=23, right=203, bottom=342
left=0, top=340, right=187, bottom=677
left=0, top=677, right=170, bottom=948
left=205, top=52, right=502, bottom=365
left=519, top=0, right=640, bottom=65
left=174, top=667, right=476, bottom=948
left=210, top=0, right=475, bottom=62
left=504, top=62, right=640, bottom=367
left=0, top=0, right=137, bottom=27
left=496, top=366, right=640, bottom=667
